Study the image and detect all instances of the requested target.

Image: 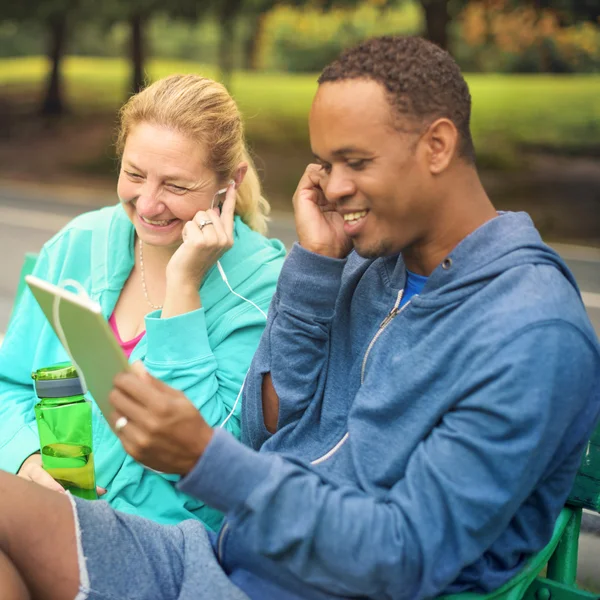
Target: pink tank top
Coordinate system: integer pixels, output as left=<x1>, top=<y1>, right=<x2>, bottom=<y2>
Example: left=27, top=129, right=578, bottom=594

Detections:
left=108, top=313, right=145, bottom=359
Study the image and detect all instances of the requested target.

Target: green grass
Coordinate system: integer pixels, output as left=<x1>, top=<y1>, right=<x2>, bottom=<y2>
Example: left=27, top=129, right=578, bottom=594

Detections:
left=0, top=56, right=317, bottom=145
left=468, top=74, right=600, bottom=156
left=1, top=56, right=599, bottom=162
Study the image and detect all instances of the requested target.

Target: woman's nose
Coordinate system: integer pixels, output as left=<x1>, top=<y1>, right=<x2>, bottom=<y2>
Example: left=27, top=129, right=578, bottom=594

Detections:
left=134, top=184, right=166, bottom=215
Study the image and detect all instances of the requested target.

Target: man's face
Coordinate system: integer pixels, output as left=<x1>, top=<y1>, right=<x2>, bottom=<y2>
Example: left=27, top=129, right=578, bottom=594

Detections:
left=309, top=80, right=434, bottom=259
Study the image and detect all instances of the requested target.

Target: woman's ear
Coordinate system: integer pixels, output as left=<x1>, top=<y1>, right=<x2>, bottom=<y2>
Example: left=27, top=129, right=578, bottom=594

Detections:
left=233, top=162, right=249, bottom=189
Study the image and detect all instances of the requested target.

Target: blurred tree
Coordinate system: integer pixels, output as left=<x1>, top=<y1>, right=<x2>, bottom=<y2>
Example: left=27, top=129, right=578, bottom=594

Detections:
left=89, top=0, right=210, bottom=95
left=0, top=0, right=79, bottom=115
left=466, top=0, right=600, bottom=72
left=416, top=0, right=600, bottom=54
left=530, top=0, right=600, bottom=24
left=240, top=0, right=280, bottom=71
left=239, top=0, right=373, bottom=73
left=42, top=9, right=69, bottom=115
left=215, top=0, right=245, bottom=86
left=470, top=0, right=600, bottom=26
left=210, top=0, right=315, bottom=83
left=419, top=0, right=452, bottom=50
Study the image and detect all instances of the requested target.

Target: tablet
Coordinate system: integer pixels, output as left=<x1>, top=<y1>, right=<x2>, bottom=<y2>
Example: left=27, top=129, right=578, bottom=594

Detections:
left=25, top=275, right=129, bottom=420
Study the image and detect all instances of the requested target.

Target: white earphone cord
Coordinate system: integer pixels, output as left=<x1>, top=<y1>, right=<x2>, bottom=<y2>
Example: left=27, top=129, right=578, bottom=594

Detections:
left=212, top=183, right=268, bottom=428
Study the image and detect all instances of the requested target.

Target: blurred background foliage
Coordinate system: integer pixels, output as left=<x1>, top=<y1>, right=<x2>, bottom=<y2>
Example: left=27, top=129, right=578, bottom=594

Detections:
left=1, top=1, right=598, bottom=73
left=0, top=0, right=598, bottom=237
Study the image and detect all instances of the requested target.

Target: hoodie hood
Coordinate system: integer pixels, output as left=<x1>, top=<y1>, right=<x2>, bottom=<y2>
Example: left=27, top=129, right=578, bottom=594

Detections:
left=384, top=212, right=581, bottom=308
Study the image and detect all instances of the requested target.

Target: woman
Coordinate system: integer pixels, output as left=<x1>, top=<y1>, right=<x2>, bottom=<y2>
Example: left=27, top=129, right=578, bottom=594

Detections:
left=0, top=74, right=286, bottom=530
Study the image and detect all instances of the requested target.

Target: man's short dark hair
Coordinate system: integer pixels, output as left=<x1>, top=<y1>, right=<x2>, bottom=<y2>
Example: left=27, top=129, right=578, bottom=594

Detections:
left=318, top=36, right=476, bottom=163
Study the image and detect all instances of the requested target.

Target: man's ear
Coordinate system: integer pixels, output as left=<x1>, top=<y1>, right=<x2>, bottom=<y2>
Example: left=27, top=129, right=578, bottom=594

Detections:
left=422, top=118, right=459, bottom=175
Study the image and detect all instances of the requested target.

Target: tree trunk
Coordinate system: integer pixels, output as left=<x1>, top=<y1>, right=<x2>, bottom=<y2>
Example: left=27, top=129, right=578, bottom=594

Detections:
left=219, top=16, right=235, bottom=88
left=243, top=12, right=263, bottom=71
left=130, top=13, right=145, bottom=95
left=218, top=0, right=244, bottom=88
left=41, top=14, right=68, bottom=117
left=420, top=0, right=451, bottom=52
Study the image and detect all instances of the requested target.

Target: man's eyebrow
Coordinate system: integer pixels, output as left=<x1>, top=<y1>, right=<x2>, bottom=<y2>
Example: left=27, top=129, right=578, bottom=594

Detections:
left=313, top=147, right=370, bottom=161
left=332, top=147, right=366, bottom=157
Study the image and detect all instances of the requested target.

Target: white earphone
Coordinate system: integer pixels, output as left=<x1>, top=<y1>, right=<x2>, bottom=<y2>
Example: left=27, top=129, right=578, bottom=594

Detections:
left=212, top=180, right=236, bottom=208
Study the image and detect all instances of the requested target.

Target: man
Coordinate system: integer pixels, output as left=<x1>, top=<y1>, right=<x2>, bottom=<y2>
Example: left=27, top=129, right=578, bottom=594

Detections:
left=0, top=35, right=599, bottom=600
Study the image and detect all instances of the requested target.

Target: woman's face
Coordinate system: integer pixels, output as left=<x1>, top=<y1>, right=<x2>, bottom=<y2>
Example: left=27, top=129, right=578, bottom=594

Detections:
left=117, top=122, right=223, bottom=250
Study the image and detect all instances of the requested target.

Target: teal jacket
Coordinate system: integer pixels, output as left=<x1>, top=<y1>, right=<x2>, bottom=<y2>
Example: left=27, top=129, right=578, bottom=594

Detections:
left=0, top=203, right=285, bottom=529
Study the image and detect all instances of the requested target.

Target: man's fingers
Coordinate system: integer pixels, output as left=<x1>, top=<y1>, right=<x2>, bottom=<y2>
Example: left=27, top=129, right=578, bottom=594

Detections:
left=112, top=371, right=157, bottom=408
left=112, top=416, right=157, bottom=464
left=109, top=388, right=153, bottom=428
left=301, top=164, right=324, bottom=192
left=294, top=164, right=328, bottom=210
left=113, top=367, right=174, bottom=409
left=96, top=486, right=107, bottom=496
left=130, top=360, right=147, bottom=377
left=131, top=361, right=173, bottom=393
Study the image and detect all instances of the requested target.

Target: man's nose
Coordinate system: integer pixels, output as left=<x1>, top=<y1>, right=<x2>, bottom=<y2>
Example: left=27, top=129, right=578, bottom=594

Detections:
left=323, top=167, right=356, bottom=203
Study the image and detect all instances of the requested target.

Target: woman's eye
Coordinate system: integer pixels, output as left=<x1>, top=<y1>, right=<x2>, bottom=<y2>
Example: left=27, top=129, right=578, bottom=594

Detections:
left=320, top=163, right=332, bottom=175
left=125, top=171, right=143, bottom=180
left=168, top=184, right=188, bottom=192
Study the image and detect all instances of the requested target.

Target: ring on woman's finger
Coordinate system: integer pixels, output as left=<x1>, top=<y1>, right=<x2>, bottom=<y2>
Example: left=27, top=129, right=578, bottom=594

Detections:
left=114, top=416, right=129, bottom=432
left=197, top=219, right=213, bottom=230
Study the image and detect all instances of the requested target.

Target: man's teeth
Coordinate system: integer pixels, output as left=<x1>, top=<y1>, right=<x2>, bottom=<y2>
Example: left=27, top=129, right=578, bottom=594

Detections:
left=141, top=216, right=174, bottom=226
left=343, top=211, right=368, bottom=223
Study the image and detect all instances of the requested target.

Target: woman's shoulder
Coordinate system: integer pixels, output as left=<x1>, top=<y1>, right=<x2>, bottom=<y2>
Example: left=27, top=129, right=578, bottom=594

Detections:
left=210, top=218, right=286, bottom=298
left=43, top=204, right=125, bottom=252
left=232, top=216, right=287, bottom=261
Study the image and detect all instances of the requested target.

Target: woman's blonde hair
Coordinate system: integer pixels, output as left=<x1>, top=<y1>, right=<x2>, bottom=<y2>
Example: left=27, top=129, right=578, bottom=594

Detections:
left=115, top=74, right=270, bottom=234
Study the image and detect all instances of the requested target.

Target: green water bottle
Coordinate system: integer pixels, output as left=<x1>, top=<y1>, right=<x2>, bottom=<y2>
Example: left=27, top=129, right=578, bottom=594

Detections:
left=32, top=362, right=98, bottom=500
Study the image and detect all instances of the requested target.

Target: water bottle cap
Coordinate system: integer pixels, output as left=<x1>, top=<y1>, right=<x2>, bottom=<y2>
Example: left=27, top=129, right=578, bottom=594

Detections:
left=32, top=362, right=78, bottom=381
left=32, top=362, right=84, bottom=399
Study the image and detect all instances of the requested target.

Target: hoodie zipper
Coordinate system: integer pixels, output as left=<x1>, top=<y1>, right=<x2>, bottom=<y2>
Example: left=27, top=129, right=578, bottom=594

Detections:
left=309, top=290, right=412, bottom=466
left=217, top=522, right=230, bottom=562
left=361, top=289, right=411, bottom=385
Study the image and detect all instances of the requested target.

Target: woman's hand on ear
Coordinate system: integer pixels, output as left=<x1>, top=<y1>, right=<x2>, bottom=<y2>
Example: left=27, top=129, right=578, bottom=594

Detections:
left=162, top=183, right=237, bottom=317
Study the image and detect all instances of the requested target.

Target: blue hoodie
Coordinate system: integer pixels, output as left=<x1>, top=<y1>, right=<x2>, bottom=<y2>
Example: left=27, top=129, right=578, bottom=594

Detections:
left=180, top=212, right=600, bottom=599
left=180, top=213, right=600, bottom=600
